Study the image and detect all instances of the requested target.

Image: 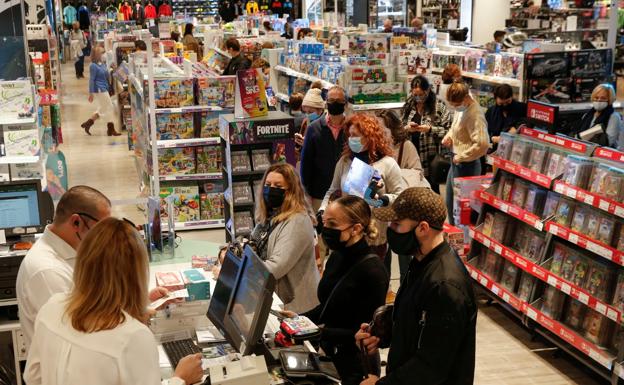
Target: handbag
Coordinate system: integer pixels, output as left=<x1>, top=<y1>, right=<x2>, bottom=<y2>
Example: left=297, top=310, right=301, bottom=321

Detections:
left=358, top=303, right=394, bottom=376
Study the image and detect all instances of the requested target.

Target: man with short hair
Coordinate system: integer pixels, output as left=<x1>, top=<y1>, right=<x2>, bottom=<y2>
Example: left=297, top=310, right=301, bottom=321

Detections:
left=410, top=17, right=423, bottom=29
left=382, top=18, right=393, bottom=33
left=356, top=187, right=477, bottom=385
left=17, top=186, right=112, bottom=345
left=222, top=37, right=251, bottom=76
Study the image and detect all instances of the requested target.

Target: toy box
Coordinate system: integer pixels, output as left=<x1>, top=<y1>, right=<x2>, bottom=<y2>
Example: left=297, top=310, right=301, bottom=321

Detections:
left=569, top=49, right=612, bottom=78
left=159, top=147, right=196, bottom=175
left=200, top=181, right=225, bottom=220
left=181, top=268, right=211, bottom=301
left=156, top=112, right=195, bottom=140
left=528, top=78, right=573, bottom=104
left=198, top=110, right=222, bottom=138
left=10, top=162, right=44, bottom=180
left=0, top=80, right=35, bottom=120
left=3, top=128, right=40, bottom=156
left=196, top=146, right=221, bottom=173
left=525, top=52, right=570, bottom=79
left=196, top=76, right=236, bottom=108
left=572, top=76, right=615, bottom=103
left=155, top=271, right=185, bottom=291
left=153, top=78, right=194, bottom=108
left=159, top=184, right=200, bottom=223
left=395, top=50, right=430, bottom=75
left=349, top=82, right=406, bottom=104
left=540, top=286, right=565, bottom=319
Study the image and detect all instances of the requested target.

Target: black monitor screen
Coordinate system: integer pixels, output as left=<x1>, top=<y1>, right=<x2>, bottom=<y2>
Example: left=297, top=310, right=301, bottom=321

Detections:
left=207, top=251, right=241, bottom=332
left=0, top=182, right=40, bottom=229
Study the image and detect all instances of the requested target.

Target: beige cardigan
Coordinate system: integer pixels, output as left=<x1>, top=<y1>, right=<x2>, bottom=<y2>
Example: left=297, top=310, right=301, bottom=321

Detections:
left=443, top=101, right=490, bottom=163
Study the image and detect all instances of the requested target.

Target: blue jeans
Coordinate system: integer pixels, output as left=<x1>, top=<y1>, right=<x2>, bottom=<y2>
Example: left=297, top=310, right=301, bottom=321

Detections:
left=446, top=159, right=481, bottom=225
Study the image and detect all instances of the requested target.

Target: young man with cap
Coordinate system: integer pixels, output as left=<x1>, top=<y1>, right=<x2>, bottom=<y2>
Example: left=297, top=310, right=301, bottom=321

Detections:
left=356, top=187, right=477, bottom=385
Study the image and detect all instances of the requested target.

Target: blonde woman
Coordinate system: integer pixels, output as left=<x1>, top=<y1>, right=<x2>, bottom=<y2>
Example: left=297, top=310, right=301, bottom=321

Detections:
left=572, top=83, right=624, bottom=150
left=24, top=218, right=203, bottom=385
left=69, top=21, right=87, bottom=78
left=81, top=46, right=121, bottom=136
left=250, top=163, right=320, bottom=313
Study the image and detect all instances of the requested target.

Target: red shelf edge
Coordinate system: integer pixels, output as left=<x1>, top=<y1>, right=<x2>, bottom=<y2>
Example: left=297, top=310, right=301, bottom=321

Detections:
left=545, top=221, right=624, bottom=266
left=520, top=127, right=590, bottom=154
left=490, top=155, right=553, bottom=188
left=525, top=304, right=615, bottom=371
left=464, top=261, right=527, bottom=313
left=594, top=147, right=624, bottom=164
left=553, top=181, right=624, bottom=220
left=476, top=190, right=544, bottom=231
left=470, top=226, right=623, bottom=325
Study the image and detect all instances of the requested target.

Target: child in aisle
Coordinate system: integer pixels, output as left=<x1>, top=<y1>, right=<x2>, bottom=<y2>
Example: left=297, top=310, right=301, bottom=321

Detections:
left=81, top=46, right=121, bottom=136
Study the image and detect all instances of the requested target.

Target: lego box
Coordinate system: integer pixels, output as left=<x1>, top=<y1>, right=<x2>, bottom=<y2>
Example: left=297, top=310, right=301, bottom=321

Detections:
left=181, top=268, right=211, bottom=301
left=155, top=271, right=185, bottom=291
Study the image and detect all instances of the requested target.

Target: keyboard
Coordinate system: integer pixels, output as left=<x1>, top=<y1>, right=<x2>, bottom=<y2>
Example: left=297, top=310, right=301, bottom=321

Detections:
left=162, top=338, right=202, bottom=369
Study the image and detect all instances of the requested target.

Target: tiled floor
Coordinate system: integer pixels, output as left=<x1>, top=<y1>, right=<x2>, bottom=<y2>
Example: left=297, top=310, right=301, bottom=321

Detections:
left=60, top=59, right=608, bottom=384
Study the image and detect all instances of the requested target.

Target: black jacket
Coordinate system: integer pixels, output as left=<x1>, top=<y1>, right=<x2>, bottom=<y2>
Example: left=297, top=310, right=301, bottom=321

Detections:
left=222, top=53, right=251, bottom=76
left=484, top=100, right=527, bottom=139
left=303, top=239, right=388, bottom=385
left=300, top=115, right=346, bottom=200
left=378, top=241, right=477, bottom=385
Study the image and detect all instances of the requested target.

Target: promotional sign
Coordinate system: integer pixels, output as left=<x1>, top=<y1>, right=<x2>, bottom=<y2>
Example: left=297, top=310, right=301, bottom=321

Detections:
left=527, top=100, right=559, bottom=132
left=234, top=68, right=269, bottom=119
left=45, top=150, right=68, bottom=200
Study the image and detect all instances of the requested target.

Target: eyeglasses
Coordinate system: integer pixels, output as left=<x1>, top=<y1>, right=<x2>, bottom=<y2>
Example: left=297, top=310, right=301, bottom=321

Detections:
left=123, top=217, right=141, bottom=231
left=76, top=212, right=100, bottom=223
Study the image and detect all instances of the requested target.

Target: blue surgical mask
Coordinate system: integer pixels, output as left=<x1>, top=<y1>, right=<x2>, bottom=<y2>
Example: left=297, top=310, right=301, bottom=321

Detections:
left=414, top=96, right=424, bottom=103
left=307, top=112, right=320, bottom=122
left=349, top=137, right=364, bottom=153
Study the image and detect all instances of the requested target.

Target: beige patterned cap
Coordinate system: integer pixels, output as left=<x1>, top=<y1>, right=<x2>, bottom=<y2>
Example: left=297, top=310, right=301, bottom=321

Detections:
left=373, top=187, right=447, bottom=230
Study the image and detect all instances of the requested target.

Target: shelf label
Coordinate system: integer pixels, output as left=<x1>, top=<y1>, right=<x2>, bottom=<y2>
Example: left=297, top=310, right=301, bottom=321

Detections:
left=607, top=308, right=619, bottom=322
left=547, top=275, right=558, bottom=287
left=494, top=244, right=502, bottom=255
left=479, top=277, right=489, bottom=287
left=583, top=194, right=595, bottom=205
left=502, top=293, right=510, bottom=303
left=534, top=221, right=544, bottom=231
left=549, top=224, right=558, bottom=236
left=492, top=285, right=500, bottom=296
left=560, top=282, right=571, bottom=295
left=599, top=199, right=610, bottom=211
left=470, top=270, right=478, bottom=280
left=554, top=183, right=565, bottom=194
left=499, top=202, right=509, bottom=213
left=568, top=233, right=579, bottom=245
left=615, top=205, right=624, bottom=219
left=483, top=238, right=491, bottom=248
left=595, top=302, right=607, bottom=316
left=565, top=187, right=577, bottom=199
left=578, top=292, right=589, bottom=305
left=586, top=242, right=612, bottom=260
left=527, top=308, right=538, bottom=320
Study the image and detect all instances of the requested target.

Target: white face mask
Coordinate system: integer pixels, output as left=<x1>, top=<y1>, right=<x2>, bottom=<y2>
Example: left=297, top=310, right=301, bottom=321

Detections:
left=593, top=101, right=608, bottom=111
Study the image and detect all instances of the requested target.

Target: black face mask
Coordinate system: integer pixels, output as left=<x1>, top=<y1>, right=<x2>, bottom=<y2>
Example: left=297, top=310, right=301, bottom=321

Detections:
left=263, top=186, right=285, bottom=210
left=387, top=227, right=420, bottom=256
left=322, top=226, right=350, bottom=251
left=327, top=101, right=346, bottom=116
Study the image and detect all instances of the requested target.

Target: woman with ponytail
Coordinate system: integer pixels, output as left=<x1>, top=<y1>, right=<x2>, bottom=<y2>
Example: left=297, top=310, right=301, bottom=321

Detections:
left=282, top=195, right=389, bottom=385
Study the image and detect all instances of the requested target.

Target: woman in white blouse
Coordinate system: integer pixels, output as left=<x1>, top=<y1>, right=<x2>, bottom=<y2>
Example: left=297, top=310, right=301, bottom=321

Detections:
left=24, top=218, right=203, bottom=385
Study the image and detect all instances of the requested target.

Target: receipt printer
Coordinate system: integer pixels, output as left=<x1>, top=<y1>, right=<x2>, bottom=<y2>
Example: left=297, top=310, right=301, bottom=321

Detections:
left=208, top=355, right=269, bottom=385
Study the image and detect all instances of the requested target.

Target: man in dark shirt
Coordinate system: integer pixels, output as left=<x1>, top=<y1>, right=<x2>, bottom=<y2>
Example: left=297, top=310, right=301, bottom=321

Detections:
left=356, top=187, right=477, bottom=385
left=485, top=83, right=527, bottom=147
left=222, top=37, right=251, bottom=76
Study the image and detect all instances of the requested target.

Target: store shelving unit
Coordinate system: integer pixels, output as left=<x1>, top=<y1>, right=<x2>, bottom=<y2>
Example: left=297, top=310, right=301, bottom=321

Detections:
left=467, top=127, right=624, bottom=383
left=421, top=0, right=460, bottom=29
left=129, top=44, right=228, bottom=231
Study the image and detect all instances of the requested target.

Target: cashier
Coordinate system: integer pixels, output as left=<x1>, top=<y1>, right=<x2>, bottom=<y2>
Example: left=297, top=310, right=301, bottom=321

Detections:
left=571, top=83, right=624, bottom=150
left=484, top=84, right=526, bottom=147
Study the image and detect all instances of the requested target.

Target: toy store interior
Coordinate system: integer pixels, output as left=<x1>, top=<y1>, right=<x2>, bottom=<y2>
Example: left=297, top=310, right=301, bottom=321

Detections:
left=3, top=0, right=624, bottom=384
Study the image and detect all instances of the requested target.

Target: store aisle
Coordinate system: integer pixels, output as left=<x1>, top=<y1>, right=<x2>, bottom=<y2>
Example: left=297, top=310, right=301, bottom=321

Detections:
left=59, top=61, right=604, bottom=385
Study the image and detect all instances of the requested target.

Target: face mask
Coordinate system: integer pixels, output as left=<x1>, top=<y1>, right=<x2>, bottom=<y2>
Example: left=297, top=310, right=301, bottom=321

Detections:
left=349, top=137, right=364, bottom=153
left=307, top=112, right=320, bottom=122
left=593, top=101, right=608, bottom=111
left=322, top=226, right=350, bottom=251
left=327, top=101, right=346, bottom=116
left=263, top=186, right=285, bottom=209
left=387, top=227, right=420, bottom=256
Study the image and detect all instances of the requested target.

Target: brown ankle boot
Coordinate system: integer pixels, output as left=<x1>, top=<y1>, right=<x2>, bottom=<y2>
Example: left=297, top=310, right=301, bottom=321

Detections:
left=107, top=122, right=121, bottom=136
left=81, top=119, right=94, bottom=135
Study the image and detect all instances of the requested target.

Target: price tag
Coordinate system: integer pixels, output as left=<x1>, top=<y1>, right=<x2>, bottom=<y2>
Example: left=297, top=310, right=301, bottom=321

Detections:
left=527, top=308, right=538, bottom=320
left=499, top=202, right=509, bottom=213
left=469, top=228, right=475, bottom=238
left=565, top=187, right=576, bottom=199
left=615, top=205, right=624, bottom=219
left=568, top=233, right=579, bottom=245
left=483, top=238, right=491, bottom=248
left=470, top=270, right=478, bottom=280
left=554, top=183, right=565, bottom=194
left=578, top=292, right=589, bottom=305
left=584, top=194, right=594, bottom=205
left=599, top=199, right=610, bottom=211
left=494, top=245, right=502, bottom=255
left=535, top=221, right=544, bottom=231
left=492, top=285, right=500, bottom=296
left=479, top=277, right=488, bottom=287
left=560, top=283, right=571, bottom=295
left=502, top=293, right=510, bottom=303
left=547, top=275, right=558, bottom=287
left=586, top=242, right=612, bottom=260
left=595, top=302, right=607, bottom=316
left=549, top=224, right=559, bottom=236
left=606, top=308, right=619, bottom=322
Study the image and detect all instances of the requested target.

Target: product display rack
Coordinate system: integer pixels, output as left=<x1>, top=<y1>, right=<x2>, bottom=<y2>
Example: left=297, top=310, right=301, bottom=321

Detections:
left=129, top=43, right=230, bottom=231
left=466, top=126, right=624, bottom=383
left=219, top=111, right=296, bottom=242
left=421, top=0, right=460, bottom=29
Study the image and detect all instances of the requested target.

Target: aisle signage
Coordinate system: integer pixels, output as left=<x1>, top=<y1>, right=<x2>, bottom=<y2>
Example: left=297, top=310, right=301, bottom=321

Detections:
left=527, top=100, right=558, bottom=129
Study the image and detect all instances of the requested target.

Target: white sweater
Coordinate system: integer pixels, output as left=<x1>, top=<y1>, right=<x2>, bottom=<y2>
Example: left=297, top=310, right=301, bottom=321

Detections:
left=443, top=101, right=490, bottom=163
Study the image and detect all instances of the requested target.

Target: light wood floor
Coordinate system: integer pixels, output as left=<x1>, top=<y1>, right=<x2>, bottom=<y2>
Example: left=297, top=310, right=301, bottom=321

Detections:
left=60, top=59, right=608, bottom=384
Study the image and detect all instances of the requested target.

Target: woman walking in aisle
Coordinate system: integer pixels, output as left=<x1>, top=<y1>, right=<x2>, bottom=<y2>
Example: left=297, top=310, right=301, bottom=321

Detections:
left=69, top=22, right=87, bottom=78
left=81, top=46, right=121, bottom=136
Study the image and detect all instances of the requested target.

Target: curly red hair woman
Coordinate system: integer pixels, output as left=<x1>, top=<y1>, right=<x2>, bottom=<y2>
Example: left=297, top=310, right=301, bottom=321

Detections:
left=319, top=113, right=405, bottom=258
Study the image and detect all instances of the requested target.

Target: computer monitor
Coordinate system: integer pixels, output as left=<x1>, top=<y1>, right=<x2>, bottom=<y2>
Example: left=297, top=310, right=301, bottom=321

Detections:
left=207, top=250, right=242, bottom=343
left=223, top=245, right=276, bottom=355
left=0, top=180, right=53, bottom=238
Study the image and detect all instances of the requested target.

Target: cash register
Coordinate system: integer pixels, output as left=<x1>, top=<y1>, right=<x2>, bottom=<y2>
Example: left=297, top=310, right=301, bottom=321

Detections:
left=0, top=180, right=54, bottom=302
left=158, top=246, right=340, bottom=385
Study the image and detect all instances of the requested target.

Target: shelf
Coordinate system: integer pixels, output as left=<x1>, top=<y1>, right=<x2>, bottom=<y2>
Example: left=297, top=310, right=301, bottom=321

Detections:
left=0, top=299, right=18, bottom=307
left=172, top=219, right=225, bottom=230
left=557, top=101, right=623, bottom=112
left=462, top=72, right=522, bottom=88
left=154, top=105, right=224, bottom=114
left=0, top=155, right=40, bottom=164
left=465, top=260, right=528, bottom=313
left=276, top=92, right=289, bottom=103
left=159, top=172, right=222, bottom=181
left=553, top=181, right=624, bottom=220
left=593, top=147, right=624, bottom=164
left=156, top=137, right=220, bottom=149
left=490, top=155, right=554, bottom=188
left=476, top=190, right=544, bottom=231
left=0, top=116, right=37, bottom=125
left=352, top=102, right=406, bottom=111
left=470, top=225, right=623, bottom=325
left=525, top=304, right=615, bottom=370
left=520, top=127, right=592, bottom=154
left=545, top=221, right=624, bottom=266
left=274, top=66, right=335, bottom=89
